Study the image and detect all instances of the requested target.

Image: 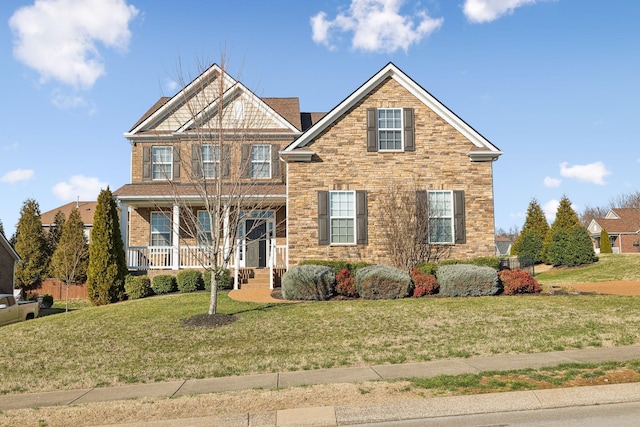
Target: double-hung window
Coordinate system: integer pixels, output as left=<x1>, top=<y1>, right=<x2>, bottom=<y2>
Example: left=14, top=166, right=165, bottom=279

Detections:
left=377, top=108, right=403, bottom=151
left=330, top=191, right=355, bottom=244
left=197, top=211, right=212, bottom=246
left=250, top=144, right=271, bottom=179
left=428, top=191, right=454, bottom=244
left=152, top=146, right=172, bottom=180
left=150, top=212, right=171, bottom=246
left=202, top=145, right=220, bottom=178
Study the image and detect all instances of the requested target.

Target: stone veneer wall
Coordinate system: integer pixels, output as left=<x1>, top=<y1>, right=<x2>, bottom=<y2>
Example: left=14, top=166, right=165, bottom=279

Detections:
left=287, top=78, right=496, bottom=266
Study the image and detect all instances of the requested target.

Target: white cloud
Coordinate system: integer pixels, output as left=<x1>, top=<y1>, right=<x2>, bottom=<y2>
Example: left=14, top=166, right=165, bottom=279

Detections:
left=542, top=199, right=559, bottom=223
left=311, top=0, right=443, bottom=53
left=52, top=175, right=108, bottom=200
left=1, top=169, right=35, bottom=184
left=9, top=0, right=139, bottom=89
left=51, top=89, right=87, bottom=109
left=559, top=161, right=611, bottom=185
left=164, top=78, right=180, bottom=94
left=543, top=176, right=561, bottom=188
left=463, top=0, right=540, bottom=23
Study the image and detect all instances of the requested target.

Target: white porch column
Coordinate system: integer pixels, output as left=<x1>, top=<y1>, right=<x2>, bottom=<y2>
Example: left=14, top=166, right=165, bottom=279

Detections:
left=172, top=203, right=180, bottom=270
left=223, top=204, right=230, bottom=261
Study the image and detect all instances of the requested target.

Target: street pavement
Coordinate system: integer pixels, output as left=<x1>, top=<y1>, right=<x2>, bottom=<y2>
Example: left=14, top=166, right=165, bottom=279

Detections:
left=1, top=344, right=639, bottom=426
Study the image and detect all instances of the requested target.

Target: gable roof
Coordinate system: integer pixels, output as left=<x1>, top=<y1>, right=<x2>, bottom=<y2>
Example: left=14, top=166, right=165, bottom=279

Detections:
left=40, top=201, right=97, bottom=227
left=283, top=62, right=502, bottom=162
left=0, top=232, right=20, bottom=262
left=590, top=208, right=640, bottom=234
left=125, top=64, right=301, bottom=139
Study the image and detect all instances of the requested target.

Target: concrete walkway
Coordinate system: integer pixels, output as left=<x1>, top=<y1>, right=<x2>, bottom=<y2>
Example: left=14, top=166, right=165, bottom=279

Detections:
left=1, top=345, right=639, bottom=426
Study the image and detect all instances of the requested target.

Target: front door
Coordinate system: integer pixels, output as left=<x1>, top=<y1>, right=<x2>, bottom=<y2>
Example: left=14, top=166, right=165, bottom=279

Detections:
left=245, top=219, right=267, bottom=268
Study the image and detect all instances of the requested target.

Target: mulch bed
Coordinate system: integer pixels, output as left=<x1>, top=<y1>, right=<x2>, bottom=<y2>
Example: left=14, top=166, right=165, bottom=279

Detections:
left=182, top=313, right=238, bottom=328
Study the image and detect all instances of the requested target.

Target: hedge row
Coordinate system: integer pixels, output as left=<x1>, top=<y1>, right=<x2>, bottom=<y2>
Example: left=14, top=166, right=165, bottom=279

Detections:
left=124, top=268, right=233, bottom=301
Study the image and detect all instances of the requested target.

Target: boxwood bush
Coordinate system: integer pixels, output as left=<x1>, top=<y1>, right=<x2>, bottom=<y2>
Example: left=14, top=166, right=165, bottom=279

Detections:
left=124, top=274, right=153, bottom=300
left=281, top=264, right=335, bottom=300
left=355, top=265, right=412, bottom=300
left=437, top=264, right=500, bottom=297
left=177, top=269, right=204, bottom=293
left=203, top=268, right=233, bottom=291
left=152, top=274, right=176, bottom=294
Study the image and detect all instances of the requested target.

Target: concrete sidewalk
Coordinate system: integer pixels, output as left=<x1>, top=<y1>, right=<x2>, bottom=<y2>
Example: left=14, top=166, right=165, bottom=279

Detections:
left=1, top=344, right=639, bottom=425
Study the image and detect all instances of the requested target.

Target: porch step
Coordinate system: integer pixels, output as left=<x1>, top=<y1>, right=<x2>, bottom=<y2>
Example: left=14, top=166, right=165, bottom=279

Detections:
left=238, top=268, right=271, bottom=290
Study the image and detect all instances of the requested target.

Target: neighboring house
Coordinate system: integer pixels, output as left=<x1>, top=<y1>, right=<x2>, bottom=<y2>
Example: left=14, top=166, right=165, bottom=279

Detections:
left=41, top=201, right=97, bottom=243
left=0, top=232, right=21, bottom=295
left=114, top=62, right=502, bottom=288
left=495, top=236, right=513, bottom=257
left=587, top=208, right=640, bottom=254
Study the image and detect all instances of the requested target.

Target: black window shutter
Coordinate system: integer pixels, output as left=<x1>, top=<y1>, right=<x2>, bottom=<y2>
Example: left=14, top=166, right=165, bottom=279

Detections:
left=366, top=108, right=378, bottom=152
left=241, top=144, right=251, bottom=178
left=191, top=145, right=202, bottom=178
left=416, top=190, right=428, bottom=243
left=221, top=145, right=231, bottom=178
left=318, top=191, right=329, bottom=245
left=356, top=190, right=368, bottom=245
left=454, top=190, right=466, bottom=244
left=142, top=146, right=151, bottom=181
left=172, top=147, right=180, bottom=179
left=271, top=144, right=281, bottom=179
left=403, top=108, right=415, bottom=152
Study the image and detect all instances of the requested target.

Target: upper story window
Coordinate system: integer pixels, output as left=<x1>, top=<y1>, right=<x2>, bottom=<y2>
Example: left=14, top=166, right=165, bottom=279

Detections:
left=377, top=108, right=403, bottom=150
left=152, top=146, right=172, bottom=180
left=250, top=144, right=271, bottom=179
left=202, top=145, right=220, bottom=178
left=329, top=191, right=355, bottom=244
left=150, top=212, right=171, bottom=246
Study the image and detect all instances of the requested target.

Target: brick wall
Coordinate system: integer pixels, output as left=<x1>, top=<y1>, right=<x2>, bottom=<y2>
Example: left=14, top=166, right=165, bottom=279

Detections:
left=287, top=78, right=496, bottom=266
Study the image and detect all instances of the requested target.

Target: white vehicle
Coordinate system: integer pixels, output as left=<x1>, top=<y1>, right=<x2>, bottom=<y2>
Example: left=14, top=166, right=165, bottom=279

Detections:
left=0, top=294, right=39, bottom=326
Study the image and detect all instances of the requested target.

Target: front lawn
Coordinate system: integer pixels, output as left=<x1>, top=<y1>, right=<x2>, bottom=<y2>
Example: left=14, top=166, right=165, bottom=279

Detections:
left=2, top=290, right=640, bottom=394
left=535, top=254, right=640, bottom=285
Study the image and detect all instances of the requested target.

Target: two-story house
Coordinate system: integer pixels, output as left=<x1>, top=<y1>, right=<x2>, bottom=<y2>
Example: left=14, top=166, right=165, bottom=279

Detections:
left=114, top=63, right=502, bottom=289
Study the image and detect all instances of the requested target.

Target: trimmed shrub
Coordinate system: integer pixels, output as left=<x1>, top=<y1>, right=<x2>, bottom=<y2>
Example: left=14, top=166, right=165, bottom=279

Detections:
left=281, top=265, right=335, bottom=300
left=437, top=264, right=500, bottom=297
left=335, top=268, right=358, bottom=297
left=203, top=268, right=233, bottom=291
left=410, top=269, right=438, bottom=297
left=177, top=269, right=204, bottom=293
left=152, top=275, right=176, bottom=294
left=414, top=262, right=438, bottom=275
left=439, top=257, right=501, bottom=270
left=355, top=265, right=412, bottom=300
left=599, top=228, right=612, bottom=254
left=124, top=275, right=153, bottom=300
left=499, top=269, right=541, bottom=295
left=298, top=259, right=371, bottom=274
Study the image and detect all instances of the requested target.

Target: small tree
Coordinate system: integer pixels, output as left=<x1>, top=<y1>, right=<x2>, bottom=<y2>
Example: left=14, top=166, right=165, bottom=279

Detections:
left=50, top=208, right=88, bottom=312
left=14, top=199, right=48, bottom=293
left=512, top=198, right=548, bottom=258
left=87, top=188, right=127, bottom=305
left=516, top=229, right=544, bottom=263
left=543, top=195, right=581, bottom=263
left=599, top=228, right=612, bottom=254
left=566, top=226, right=597, bottom=266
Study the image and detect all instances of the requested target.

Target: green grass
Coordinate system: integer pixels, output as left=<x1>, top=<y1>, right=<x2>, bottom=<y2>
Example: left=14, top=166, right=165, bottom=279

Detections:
left=536, top=254, right=640, bottom=286
left=3, top=288, right=640, bottom=395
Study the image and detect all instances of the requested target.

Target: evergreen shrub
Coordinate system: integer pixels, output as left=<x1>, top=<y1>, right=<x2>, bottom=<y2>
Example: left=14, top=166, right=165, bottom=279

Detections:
left=438, top=264, right=500, bottom=297
left=177, top=269, right=204, bottom=293
left=599, top=229, right=612, bottom=254
left=124, top=275, right=153, bottom=300
left=410, top=269, right=438, bottom=297
left=298, top=259, right=371, bottom=274
left=517, top=230, right=544, bottom=263
left=439, top=257, right=501, bottom=270
left=152, top=275, right=176, bottom=294
left=204, top=268, right=233, bottom=291
left=355, top=265, right=412, bottom=300
left=281, top=264, right=335, bottom=300
left=335, top=268, right=358, bottom=297
left=41, top=294, right=54, bottom=309
left=499, top=269, right=541, bottom=295
left=414, top=262, right=438, bottom=275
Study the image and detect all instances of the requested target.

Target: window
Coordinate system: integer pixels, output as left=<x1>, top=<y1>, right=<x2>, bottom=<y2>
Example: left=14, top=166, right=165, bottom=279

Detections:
left=202, top=145, right=220, bottom=178
left=150, top=212, right=171, bottom=246
left=152, top=146, right=172, bottom=180
left=377, top=108, right=403, bottom=150
left=250, top=144, right=271, bottom=179
left=428, top=191, right=454, bottom=244
left=330, top=191, right=356, bottom=244
left=197, top=211, right=212, bottom=245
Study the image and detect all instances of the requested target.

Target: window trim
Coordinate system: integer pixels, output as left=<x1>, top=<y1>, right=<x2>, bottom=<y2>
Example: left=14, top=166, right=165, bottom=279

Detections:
left=202, top=144, right=220, bottom=179
left=377, top=108, right=403, bottom=151
left=427, top=190, right=455, bottom=244
left=196, top=210, right=212, bottom=246
left=151, top=146, right=173, bottom=180
left=150, top=211, right=172, bottom=247
left=329, top=190, right=356, bottom=245
left=250, top=144, right=272, bottom=179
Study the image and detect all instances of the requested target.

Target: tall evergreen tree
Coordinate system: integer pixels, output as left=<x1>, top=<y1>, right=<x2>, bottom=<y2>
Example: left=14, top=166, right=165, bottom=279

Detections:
left=512, top=198, right=549, bottom=261
left=51, top=208, right=88, bottom=312
left=549, top=196, right=581, bottom=232
left=14, top=199, right=48, bottom=292
left=599, top=228, right=612, bottom=254
left=87, top=188, right=127, bottom=305
left=45, top=211, right=66, bottom=275
left=544, top=195, right=595, bottom=266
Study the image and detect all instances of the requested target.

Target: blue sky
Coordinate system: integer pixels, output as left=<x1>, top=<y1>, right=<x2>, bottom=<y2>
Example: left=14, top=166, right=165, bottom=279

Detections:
left=1, top=0, right=638, bottom=237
